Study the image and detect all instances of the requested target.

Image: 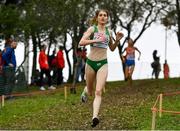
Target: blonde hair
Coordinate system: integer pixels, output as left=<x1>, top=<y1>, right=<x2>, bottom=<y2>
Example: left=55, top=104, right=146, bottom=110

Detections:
left=127, top=38, right=134, bottom=46
left=89, top=9, right=109, bottom=26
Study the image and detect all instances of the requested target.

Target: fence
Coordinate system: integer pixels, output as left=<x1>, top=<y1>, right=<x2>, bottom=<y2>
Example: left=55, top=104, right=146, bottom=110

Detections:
left=151, top=91, right=180, bottom=130
left=0, top=66, right=28, bottom=107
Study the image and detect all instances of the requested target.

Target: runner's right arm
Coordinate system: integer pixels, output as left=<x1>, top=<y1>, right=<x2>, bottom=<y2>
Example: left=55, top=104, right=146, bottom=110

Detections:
left=79, top=27, right=104, bottom=46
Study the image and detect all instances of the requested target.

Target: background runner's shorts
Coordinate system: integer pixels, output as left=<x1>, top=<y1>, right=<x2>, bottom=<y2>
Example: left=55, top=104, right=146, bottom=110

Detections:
left=125, top=59, right=135, bottom=67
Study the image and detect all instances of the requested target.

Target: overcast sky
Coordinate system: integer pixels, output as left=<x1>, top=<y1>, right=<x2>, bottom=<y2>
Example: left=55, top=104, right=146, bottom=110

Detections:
left=107, top=23, right=179, bottom=64
left=84, top=23, right=180, bottom=80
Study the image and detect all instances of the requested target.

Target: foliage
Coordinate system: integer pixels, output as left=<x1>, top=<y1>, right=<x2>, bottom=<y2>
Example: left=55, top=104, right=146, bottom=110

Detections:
left=0, top=4, right=21, bottom=38
left=161, top=0, right=180, bottom=47
left=0, top=0, right=173, bottom=81
left=96, top=0, right=170, bottom=79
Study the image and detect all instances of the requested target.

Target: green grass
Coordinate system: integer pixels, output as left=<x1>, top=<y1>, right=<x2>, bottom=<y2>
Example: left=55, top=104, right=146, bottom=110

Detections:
left=0, top=78, right=180, bottom=130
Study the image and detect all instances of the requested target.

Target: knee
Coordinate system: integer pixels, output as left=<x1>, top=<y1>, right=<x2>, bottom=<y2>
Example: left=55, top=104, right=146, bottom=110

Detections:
left=87, top=89, right=93, bottom=96
left=95, top=90, right=102, bottom=96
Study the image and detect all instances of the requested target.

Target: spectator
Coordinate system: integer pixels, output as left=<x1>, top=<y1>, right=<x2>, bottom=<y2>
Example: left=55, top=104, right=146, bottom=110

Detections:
left=151, top=50, right=161, bottom=79
left=0, top=49, right=3, bottom=75
left=70, top=48, right=81, bottom=94
left=76, top=48, right=83, bottom=82
left=2, top=40, right=17, bottom=95
left=70, top=47, right=86, bottom=94
left=163, top=60, right=169, bottom=79
left=48, top=49, right=56, bottom=79
left=38, top=44, right=56, bottom=90
left=56, top=46, right=65, bottom=86
left=4, top=37, right=13, bottom=48
left=31, top=69, right=41, bottom=86
left=81, top=47, right=87, bottom=82
left=0, top=49, right=3, bottom=96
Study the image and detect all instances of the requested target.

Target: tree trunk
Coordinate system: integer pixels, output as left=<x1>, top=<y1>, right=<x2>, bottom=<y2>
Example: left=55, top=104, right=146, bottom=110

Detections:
left=23, top=41, right=29, bottom=84
left=65, top=48, right=72, bottom=82
left=62, top=33, right=73, bottom=82
left=31, top=32, right=37, bottom=77
left=118, top=44, right=126, bottom=80
left=176, top=0, right=180, bottom=46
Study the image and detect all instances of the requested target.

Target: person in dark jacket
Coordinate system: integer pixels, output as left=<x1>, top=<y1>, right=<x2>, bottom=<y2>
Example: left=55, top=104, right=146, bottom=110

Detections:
left=151, top=50, right=161, bottom=79
left=4, top=38, right=13, bottom=48
left=0, top=49, right=3, bottom=75
left=2, top=41, right=17, bottom=70
left=48, top=49, right=56, bottom=79
left=2, top=41, right=17, bottom=95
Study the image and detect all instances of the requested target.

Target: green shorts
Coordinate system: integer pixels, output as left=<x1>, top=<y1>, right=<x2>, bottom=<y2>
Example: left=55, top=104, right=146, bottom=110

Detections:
left=86, top=58, right=107, bottom=72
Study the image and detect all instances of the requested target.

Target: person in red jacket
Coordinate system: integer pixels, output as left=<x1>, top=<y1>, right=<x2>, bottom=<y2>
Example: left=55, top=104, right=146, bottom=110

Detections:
left=38, top=45, right=56, bottom=90
left=163, top=60, right=169, bottom=79
left=56, top=46, right=65, bottom=86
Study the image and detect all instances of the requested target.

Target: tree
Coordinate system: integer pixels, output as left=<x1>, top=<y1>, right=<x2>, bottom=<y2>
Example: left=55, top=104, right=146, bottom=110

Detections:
left=1, top=0, right=171, bottom=83
left=161, top=0, right=180, bottom=47
left=63, top=0, right=96, bottom=82
left=19, top=0, right=67, bottom=77
left=98, top=0, right=170, bottom=79
left=0, top=4, right=21, bottom=38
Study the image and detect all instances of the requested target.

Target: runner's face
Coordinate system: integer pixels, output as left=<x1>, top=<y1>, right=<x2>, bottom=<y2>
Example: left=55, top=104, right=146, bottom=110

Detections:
left=97, top=11, right=108, bottom=25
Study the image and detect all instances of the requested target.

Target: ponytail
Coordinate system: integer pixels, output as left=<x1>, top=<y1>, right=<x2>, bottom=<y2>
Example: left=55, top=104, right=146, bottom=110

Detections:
left=89, top=16, right=98, bottom=26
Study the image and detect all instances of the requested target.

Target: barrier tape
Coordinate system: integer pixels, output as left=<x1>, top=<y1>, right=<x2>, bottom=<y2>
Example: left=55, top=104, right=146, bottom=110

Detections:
left=151, top=91, right=180, bottom=115
left=0, top=87, right=65, bottom=101
left=152, top=95, right=160, bottom=108
left=162, top=91, right=180, bottom=96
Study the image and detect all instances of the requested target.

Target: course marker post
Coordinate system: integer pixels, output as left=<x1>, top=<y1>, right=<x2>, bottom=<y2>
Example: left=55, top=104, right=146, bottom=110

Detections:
left=151, top=108, right=157, bottom=130
left=159, top=94, right=163, bottom=117
left=64, top=86, right=67, bottom=101
left=2, top=95, right=4, bottom=107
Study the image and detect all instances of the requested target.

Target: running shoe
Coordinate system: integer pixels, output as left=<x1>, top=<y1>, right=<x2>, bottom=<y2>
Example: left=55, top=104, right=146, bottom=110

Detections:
left=40, top=86, right=46, bottom=91
left=91, top=117, right=99, bottom=127
left=48, top=86, right=56, bottom=90
left=81, top=92, right=88, bottom=103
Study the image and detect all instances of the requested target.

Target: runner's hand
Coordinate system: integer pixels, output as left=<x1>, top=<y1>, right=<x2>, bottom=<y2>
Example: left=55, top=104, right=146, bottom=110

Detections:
left=95, top=33, right=106, bottom=43
left=116, top=32, right=124, bottom=41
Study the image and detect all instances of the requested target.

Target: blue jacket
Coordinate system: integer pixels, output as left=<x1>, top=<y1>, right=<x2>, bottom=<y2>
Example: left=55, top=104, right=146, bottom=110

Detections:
left=2, top=47, right=16, bottom=69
